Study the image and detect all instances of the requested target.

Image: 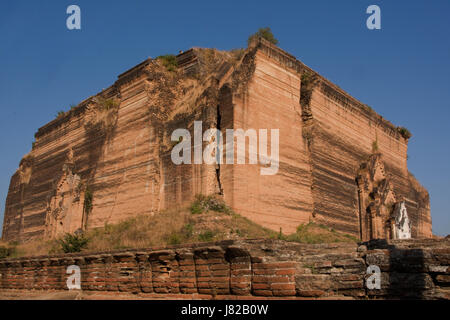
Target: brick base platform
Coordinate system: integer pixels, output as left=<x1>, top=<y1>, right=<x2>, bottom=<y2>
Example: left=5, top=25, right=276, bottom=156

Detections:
left=0, top=239, right=448, bottom=299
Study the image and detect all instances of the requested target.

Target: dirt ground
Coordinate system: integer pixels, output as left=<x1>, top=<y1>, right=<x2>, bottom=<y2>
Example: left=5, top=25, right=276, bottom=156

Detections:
left=0, top=289, right=147, bottom=300
left=0, top=289, right=352, bottom=300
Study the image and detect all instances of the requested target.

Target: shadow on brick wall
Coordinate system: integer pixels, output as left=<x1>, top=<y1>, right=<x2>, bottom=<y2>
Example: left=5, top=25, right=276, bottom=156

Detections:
left=366, top=239, right=431, bottom=299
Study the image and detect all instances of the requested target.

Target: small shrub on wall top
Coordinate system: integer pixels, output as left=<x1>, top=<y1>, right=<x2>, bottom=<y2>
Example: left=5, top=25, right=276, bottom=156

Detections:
left=156, top=54, right=178, bottom=72
left=58, top=233, right=89, bottom=253
left=55, top=111, right=65, bottom=118
left=198, top=230, right=216, bottom=242
left=247, top=27, right=278, bottom=46
left=397, top=126, right=412, bottom=140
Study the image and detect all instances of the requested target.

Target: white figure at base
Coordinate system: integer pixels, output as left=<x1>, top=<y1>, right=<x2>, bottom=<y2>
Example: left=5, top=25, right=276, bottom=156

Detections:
left=394, top=201, right=411, bottom=239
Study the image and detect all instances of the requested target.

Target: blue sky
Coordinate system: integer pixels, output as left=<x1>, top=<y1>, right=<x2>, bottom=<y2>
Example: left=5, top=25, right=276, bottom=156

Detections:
left=0, top=0, right=448, bottom=236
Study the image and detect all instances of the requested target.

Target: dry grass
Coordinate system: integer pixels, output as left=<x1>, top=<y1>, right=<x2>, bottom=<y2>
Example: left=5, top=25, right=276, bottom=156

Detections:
left=0, top=207, right=277, bottom=258
left=285, top=222, right=359, bottom=244
left=85, top=207, right=279, bottom=251
left=156, top=54, right=178, bottom=72
left=86, top=209, right=191, bottom=251
left=0, top=239, right=58, bottom=259
left=1, top=201, right=358, bottom=259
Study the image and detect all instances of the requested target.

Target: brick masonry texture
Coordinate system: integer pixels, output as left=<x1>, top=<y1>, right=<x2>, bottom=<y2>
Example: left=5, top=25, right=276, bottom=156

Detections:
left=2, top=38, right=431, bottom=242
left=0, top=239, right=448, bottom=299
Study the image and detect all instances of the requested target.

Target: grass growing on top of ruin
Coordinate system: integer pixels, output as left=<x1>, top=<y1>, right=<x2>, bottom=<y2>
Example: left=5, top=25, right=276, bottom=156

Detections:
left=283, top=222, right=359, bottom=244
left=397, top=126, right=412, bottom=140
left=0, top=196, right=358, bottom=259
left=83, top=201, right=279, bottom=251
left=156, top=54, right=178, bottom=72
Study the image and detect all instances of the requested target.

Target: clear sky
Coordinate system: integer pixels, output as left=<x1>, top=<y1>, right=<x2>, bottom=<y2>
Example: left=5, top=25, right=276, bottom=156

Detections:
left=0, top=0, right=448, bottom=236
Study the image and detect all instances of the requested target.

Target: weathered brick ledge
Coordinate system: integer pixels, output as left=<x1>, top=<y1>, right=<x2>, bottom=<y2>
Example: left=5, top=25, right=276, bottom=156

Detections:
left=0, top=239, right=448, bottom=299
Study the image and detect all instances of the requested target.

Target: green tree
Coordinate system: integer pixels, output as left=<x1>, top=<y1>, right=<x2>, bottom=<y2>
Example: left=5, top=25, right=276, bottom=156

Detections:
left=58, top=233, right=89, bottom=253
left=248, top=27, right=278, bottom=46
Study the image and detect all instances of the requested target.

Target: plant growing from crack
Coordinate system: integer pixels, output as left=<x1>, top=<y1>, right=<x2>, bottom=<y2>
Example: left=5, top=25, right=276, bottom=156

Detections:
left=372, top=140, right=379, bottom=153
left=83, top=186, right=93, bottom=215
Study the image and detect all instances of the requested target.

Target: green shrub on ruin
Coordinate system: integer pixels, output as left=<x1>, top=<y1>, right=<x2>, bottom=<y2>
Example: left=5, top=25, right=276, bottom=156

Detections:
left=0, top=246, right=15, bottom=259
left=182, top=223, right=194, bottom=238
left=167, top=233, right=182, bottom=245
left=164, top=223, right=195, bottom=246
left=363, top=104, right=374, bottom=114
left=300, top=71, right=318, bottom=107
left=55, top=111, right=65, bottom=118
left=101, top=98, right=119, bottom=111
left=247, top=27, right=279, bottom=46
left=58, top=233, right=89, bottom=253
left=397, top=126, right=412, bottom=140
left=198, top=230, right=216, bottom=242
left=372, top=140, right=379, bottom=153
left=83, top=186, right=93, bottom=215
left=277, top=227, right=286, bottom=240
left=303, top=264, right=317, bottom=274
left=156, top=54, right=178, bottom=72
left=0, top=247, right=8, bottom=259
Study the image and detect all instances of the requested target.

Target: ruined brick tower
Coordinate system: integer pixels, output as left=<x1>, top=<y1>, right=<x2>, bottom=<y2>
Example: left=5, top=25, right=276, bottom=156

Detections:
left=1, top=38, right=432, bottom=242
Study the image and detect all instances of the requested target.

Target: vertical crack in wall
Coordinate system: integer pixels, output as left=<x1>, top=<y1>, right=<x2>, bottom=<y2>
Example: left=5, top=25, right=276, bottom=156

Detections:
left=216, top=104, right=224, bottom=195
left=356, top=185, right=364, bottom=241
left=300, top=72, right=318, bottom=219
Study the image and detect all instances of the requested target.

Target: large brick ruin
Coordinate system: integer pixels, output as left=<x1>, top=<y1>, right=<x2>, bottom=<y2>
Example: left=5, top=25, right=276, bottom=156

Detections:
left=2, top=38, right=432, bottom=242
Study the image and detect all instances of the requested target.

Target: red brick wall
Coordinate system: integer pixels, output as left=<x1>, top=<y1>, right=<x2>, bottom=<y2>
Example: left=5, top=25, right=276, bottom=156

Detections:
left=0, top=239, right=448, bottom=299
